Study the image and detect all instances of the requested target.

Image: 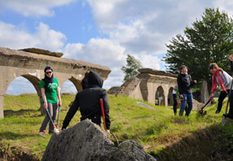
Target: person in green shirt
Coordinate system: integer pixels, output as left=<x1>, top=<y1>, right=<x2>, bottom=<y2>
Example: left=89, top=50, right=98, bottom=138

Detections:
left=39, top=66, right=62, bottom=136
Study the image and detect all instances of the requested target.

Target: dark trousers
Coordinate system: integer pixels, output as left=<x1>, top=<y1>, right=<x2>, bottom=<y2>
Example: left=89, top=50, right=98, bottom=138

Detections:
left=217, top=90, right=230, bottom=112
left=81, top=116, right=101, bottom=127
left=228, top=91, right=233, bottom=116
left=173, top=94, right=177, bottom=115
left=39, top=103, right=57, bottom=133
left=91, top=116, right=101, bottom=127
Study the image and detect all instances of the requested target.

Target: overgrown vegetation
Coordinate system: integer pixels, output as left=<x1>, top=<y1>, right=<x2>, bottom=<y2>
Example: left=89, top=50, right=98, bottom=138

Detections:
left=1, top=94, right=233, bottom=160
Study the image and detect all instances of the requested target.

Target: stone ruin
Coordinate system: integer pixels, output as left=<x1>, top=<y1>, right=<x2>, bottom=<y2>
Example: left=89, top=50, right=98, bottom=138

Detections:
left=20, top=48, right=64, bottom=57
left=0, top=47, right=111, bottom=118
left=108, top=68, right=207, bottom=111
left=42, top=120, right=156, bottom=161
left=108, top=68, right=178, bottom=106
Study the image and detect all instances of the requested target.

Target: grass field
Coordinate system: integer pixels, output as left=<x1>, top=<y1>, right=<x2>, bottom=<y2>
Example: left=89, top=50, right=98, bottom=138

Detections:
left=1, top=93, right=233, bottom=160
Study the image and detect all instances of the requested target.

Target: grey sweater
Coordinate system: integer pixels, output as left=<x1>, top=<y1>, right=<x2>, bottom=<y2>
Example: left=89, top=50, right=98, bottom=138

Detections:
left=216, top=71, right=233, bottom=90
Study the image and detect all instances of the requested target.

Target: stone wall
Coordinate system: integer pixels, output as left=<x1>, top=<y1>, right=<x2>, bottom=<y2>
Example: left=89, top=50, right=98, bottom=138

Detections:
left=108, top=68, right=177, bottom=106
left=108, top=68, right=204, bottom=110
left=0, top=47, right=111, bottom=118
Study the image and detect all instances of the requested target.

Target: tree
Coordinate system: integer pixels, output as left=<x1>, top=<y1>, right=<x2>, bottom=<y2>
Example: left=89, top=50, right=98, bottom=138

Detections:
left=121, top=54, right=143, bottom=81
left=164, top=8, right=233, bottom=90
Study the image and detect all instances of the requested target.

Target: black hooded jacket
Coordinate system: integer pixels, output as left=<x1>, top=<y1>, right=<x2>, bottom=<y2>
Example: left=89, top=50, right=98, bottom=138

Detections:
left=62, top=71, right=111, bottom=130
left=177, top=73, right=195, bottom=94
left=231, top=61, right=233, bottom=72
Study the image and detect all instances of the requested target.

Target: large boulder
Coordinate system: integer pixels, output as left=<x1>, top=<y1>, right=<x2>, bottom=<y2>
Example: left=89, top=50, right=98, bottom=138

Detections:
left=193, top=99, right=205, bottom=111
left=42, top=119, right=156, bottom=161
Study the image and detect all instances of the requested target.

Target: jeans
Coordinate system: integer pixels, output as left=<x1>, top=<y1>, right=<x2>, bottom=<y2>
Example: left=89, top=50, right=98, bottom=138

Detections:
left=179, top=93, right=193, bottom=116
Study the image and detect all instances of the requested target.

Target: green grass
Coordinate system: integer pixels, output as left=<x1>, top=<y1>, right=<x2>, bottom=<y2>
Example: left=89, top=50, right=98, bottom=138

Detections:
left=1, top=94, right=233, bottom=160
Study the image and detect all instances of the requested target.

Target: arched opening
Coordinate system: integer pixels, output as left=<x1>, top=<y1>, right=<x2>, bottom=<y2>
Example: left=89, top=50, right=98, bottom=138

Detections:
left=6, top=76, right=38, bottom=95
left=61, top=79, right=78, bottom=94
left=155, top=86, right=165, bottom=106
left=4, top=76, right=40, bottom=115
left=168, top=87, right=173, bottom=106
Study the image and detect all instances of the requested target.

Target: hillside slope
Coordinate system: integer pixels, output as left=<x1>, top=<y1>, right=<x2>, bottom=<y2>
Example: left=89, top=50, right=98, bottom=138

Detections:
left=0, top=94, right=233, bottom=160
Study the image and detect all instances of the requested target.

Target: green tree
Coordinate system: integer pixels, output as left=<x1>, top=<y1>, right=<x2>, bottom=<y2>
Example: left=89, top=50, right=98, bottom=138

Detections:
left=121, top=54, right=143, bottom=81
left=164, top=8, right=233, bottom=89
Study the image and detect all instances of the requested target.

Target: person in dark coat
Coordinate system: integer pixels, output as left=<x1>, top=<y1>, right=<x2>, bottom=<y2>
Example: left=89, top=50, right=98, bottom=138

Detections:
left=177, top=65, right=197, bottom=116
left=62, top=71, right=111, bottom=132
left=223, top=55, right=233, bottom=119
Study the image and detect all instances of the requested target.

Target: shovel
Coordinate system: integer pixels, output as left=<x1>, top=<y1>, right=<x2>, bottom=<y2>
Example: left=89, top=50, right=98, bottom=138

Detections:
left=198, top=93, right=215, bottom=116
left=100, top=98, right=119, bottom=146
left=45, top=108, right=59, bottom=134
left=56, top=106, right=61, bottom=129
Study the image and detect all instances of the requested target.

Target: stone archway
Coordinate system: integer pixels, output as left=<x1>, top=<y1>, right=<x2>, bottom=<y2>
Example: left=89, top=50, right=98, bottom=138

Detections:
left=168, top=87, right=173, bottom=106
left=108, top=68, right=177, bottom=106
left=0, top=47, right=111, bottom=118
left=22, top=74, right=41, bottom=94
left=69, top=76, right=83, bottom=92
left=156, top=86, right=165, bottom=106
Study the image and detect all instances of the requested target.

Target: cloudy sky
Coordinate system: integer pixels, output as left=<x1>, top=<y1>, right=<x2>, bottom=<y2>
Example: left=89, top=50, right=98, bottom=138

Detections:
left=1, top=0, right=233, bottom=95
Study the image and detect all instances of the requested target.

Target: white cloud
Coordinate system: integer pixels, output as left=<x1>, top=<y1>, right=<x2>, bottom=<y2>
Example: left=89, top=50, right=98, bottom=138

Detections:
left=34, top=23, right=67, bottom=50
left=137, top=54, right=162, bottom=70
left=62, top=38, right=165, bottom=88
left=0, top=21, right=66, bottom=50
left=63, top=38, right=126, bottom=67
left=0, top=0, right=77, bottom=17
left=63, top=38, right=127, bottom=88
left=0, top=21, right=35, bottom=49
left=87, top=0, right=233, bottom=56
left=213, top=1, right=233, bottom=16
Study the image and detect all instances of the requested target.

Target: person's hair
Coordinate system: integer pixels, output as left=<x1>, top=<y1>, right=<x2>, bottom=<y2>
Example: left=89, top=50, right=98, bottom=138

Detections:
left=44, top=66, right=53, bottom=72
left=209, top=63, right=223, bottom=73
left=180, top=65, right=187, bottom=71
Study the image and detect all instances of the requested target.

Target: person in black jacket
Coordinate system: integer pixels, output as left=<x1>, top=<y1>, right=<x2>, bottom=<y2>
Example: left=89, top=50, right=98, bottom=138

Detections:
left=177, top=65, right=197, bottom=116
left=223, top=55, right=233, bottom=119
left=62, top=71, right=111, bottom=133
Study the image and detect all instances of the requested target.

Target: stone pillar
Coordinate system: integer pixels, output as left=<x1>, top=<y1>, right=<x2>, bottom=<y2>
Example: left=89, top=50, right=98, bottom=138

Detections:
left=201, top=80, right=209, bottom=103
left=0, top=67, right=7, bottom=118
left=164, top=94, right=168, bottom=106
left=0, top=95, right=4, bottom=118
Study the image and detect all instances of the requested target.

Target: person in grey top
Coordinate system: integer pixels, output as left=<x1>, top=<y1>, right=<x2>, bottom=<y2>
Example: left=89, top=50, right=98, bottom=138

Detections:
left=209, top=63, right=233, bottom=113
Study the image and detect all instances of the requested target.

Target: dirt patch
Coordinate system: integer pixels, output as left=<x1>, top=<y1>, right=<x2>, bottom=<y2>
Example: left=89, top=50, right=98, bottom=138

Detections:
left=170, top=117, right=189, bottom=124
left=0, top=143, right=39, bottom=161
left=150, top=125, right=233, bottom=161
left=4, top=109, right=39, bottom=117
